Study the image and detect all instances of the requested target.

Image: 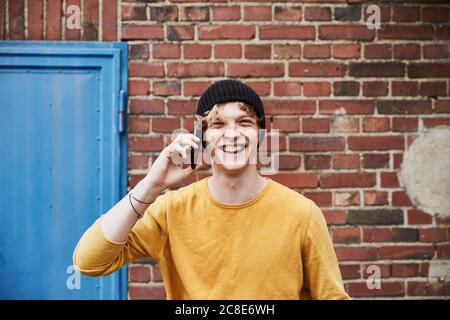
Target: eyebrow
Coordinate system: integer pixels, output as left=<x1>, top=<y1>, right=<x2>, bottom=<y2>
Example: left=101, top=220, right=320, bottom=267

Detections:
left=214, top=115, right=255, bottom=121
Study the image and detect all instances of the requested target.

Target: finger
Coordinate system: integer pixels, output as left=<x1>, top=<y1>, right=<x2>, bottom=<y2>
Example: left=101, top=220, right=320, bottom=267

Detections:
left=178, top=136, right=200, bottom=149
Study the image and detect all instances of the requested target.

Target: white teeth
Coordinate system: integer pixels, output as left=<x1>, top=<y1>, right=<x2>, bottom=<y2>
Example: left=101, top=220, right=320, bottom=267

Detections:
left=221, top=144, right=246, bottom=153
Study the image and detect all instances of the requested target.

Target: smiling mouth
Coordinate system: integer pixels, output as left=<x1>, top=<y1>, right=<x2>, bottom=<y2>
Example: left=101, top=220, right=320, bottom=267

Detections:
left=219, top=143, right=247, bottom=154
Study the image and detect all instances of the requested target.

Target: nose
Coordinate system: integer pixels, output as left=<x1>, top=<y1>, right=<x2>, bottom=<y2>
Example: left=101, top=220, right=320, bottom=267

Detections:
left=223, top=124, right=242, bottom=139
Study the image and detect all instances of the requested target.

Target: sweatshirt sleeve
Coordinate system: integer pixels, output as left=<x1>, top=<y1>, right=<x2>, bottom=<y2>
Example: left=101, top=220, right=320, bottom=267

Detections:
left=73, top=192, right=169, bottom=277
left=301, top=200, right=351, bottom=300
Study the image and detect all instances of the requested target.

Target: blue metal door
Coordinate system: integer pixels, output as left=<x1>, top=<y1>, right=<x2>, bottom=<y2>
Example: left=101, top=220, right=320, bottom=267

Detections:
left=0, top=42, right=128, bottom=299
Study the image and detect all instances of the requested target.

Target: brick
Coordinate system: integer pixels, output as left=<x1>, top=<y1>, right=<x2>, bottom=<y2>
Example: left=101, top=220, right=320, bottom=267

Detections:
left=409, top=63, right=450, bottom=78
left=303, top=82, right=331, bottom=97
left=392, top=264, right=420, bottom=277
left=408, top=209, right=433, bottom=225
left=407, top=281, right=450, bottom=296
left=423, top=45, right=449, bottom=59
left=274, top=6, right=301, bottom=21
left=304, top=155, right=331, bottom=170
left=215, top=44, right=241, bottom=59
left=362, top=263, right=391, bottom=278
left=102, top=0, right=117, bottom=41
left=323, top=210, right=347, bottom=225
left=274, top=81, right=301, bottom=97
left=122, top=24, right=164, bottom=40
left=228, top=63, right=283, bottom=77
left=167, top=100, right=197, bottom=115
left=265, top=100, right=315, bottom=115
left=199, top=25, right=255, bottom=40
left=334, top=247, right=378, bottom=261
left=167, top=25, right=194, bottom=40
left=380, top=172, right=399, bottom=188
left=272, top=117, right=300, bottom=133
left=348, top=136, right=404, bottom=151
left=392, top=6, right=419, bottom=22
left=303, top=192, right=331, bottom=207
left=212, top=6, right=240, bottom=20
left=290, top=137, right=345, bottom=152
left=339, top=263, right=361, bottom=279
left=183, top=81, right=211, bottom=96
left=278, top=155, right=301, bottom=170
left=129, top=99, right=164, bottom=115
left=392, top=118, right=418, bottom=132
left=437, top=25, right=450, bottom=40
left=245, top=45, right=271, bottom=59
left=362, top=117, right=390, bottom=132
left=332, top=117, right=359, bottom=133
left=184, top=44, right=212, bottom=59
left=129, top=285, right=166, bottom=300
left=379, top=245, right=434, bottom=259
left=379, top=25, right=434, bottom=40
left=436, top=244, right=450, bottom=258
left=303, top=45, right=331, bottom=59
left=319, top=100, right=374, bottom=115
left=333, top=81, right=359, bottom=96
left=392, top=191, right=413, bottom=207
left=304, top=7, right=331, bottom=21
left=319, top=173, right=376, bottom=188
left=128, top=155, right=150, bottom=170
left=349, top=63, right=405, bottom=77
left=420, top=82, right=448, bottom=97
left=394, top=44, right=420, bottom=60
left=435, top=100, right=450, bottom=113
left=364, top=44, right=392, bottom=59
left=423, top=118, right=450, bottom=128
left=364, top=191, right=388, bottom=206
left=46, top=0, right=61, bottom=40
left=270, top=173, right=318, bottom=189
left=129, top=80, right=149, bottom=96
left=246, top=81, right=271, bottom=96
left=129, top=136, right=164, bottom=152
left=180, top=6, right=209, bottom=21
left=122, top=5, right=146, bottom=20
left=332, top=44, right=361, bottom=59
left=168, top=62, right=224, bottom=77
left=392, top=81, right=419, bottom=96
left=129, top=62, right=164, bottom=77
left=332, top=227, right=361, bottom=244
left=153, top=44, right=180, bottom=59
left=149, top=6, right=178, bottom=21
left=243, top=6, right=272, bottom=21
left=419, top=228, right=448, bottom=242
left=393, top=153, right=403, bottom=169
left=82, top=0, right=98, bottom=40
left=273, top=45, right=301, bottom=59
left=128, top=117, right=149, bottom=134
left=302, top=118, right=330, bottom=133
left=363, top=4, right=390, bottom=22
left=372, top=228, right=418, bottom=242
left=319, top=25, right=374, bottom=40
left=331, top=154, right=360, bottom=169
left=363, top=82, right=388, bottom=97
left=422, top=7, right=449, bottom=23
left=362, top=154, right=389, bottom=169
left=334, top=5, right=361, bottom=21
left=28, top=0, right=43, bottom=40
left=129, top=266, right=151, bottom=282
left=348, top=209, right=404, bottom=225
left=335, top=191, right=360, bottom=207
left=152, top=81, right=180, bottom=96
left=260, top=26, right=315, bottom=40
left=289, top=63, right=346, bottom=77
left=152, top=266, right=164, bottom=282
left=152, top=118, right=180, bottom=133
left=347, top=282, right=404, bottom=297
left=377, top=100, right=432, bottom=114
left=130, top=43, right=150, bottom=59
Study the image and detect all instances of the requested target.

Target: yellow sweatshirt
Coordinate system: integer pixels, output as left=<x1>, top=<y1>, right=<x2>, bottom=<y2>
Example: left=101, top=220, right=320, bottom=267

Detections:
left=73, top=177, right=350, bottom=300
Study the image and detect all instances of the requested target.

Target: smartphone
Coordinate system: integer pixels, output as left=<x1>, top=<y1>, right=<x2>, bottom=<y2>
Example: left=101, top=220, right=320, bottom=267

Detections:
left=190, top=121, right=203, bottom=169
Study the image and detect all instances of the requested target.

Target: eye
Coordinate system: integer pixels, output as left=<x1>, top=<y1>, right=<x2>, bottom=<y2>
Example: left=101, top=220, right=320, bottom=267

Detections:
left=240, top=119, right=256, bottom=125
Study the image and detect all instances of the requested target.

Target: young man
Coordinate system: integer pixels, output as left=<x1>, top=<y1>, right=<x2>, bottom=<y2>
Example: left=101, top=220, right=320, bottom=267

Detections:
left=73, top=79, right=350, bottom=300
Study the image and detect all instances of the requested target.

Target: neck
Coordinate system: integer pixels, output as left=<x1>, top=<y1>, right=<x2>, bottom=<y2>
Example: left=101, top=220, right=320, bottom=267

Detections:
left=208, top=165, right=267, bottom=205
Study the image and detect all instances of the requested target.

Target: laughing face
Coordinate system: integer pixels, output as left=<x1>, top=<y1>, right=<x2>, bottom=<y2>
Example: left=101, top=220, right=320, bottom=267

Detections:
left=202, top=102, right=260, bottom=174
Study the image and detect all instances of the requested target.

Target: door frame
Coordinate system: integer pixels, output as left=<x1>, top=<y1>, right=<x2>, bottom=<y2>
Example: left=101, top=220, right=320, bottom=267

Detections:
left=0, top=41, right=129, bottom=300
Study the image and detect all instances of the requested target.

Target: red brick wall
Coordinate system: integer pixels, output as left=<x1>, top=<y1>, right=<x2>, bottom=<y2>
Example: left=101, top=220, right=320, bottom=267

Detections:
left=2, top=0, right=449, bottom=299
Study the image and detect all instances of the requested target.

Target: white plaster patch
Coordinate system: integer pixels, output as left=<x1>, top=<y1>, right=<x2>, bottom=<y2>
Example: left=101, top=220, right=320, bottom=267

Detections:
left=399, top=126, right=450, bottom=218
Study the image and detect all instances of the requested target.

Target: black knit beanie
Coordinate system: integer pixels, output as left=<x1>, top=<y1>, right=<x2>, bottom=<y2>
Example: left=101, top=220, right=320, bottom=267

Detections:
left=195, top=79, right=266, bottom=129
